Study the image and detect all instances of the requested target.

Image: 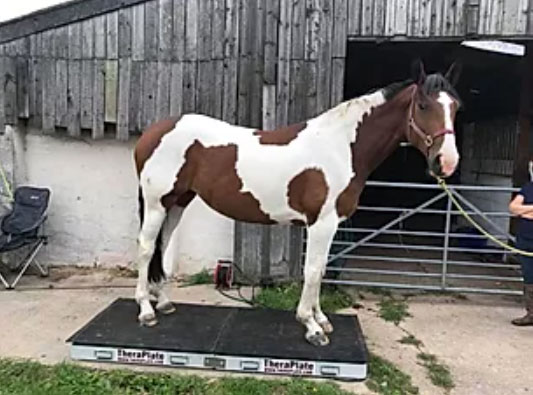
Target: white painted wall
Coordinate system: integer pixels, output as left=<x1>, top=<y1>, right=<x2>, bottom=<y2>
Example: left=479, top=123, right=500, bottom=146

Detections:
left=8, top=126, right=234, bottom=275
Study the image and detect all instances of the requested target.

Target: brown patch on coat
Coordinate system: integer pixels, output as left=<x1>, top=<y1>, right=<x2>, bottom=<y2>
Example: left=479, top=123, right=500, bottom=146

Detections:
left=336, top=179, right=360, bottom=219
left=287, top=169, right=329, bottom=225
left=253, top=121, right=307, bottom=145
left=134, top=116, right=181, bottom=175
left=163, top=140, right=276, bottom=224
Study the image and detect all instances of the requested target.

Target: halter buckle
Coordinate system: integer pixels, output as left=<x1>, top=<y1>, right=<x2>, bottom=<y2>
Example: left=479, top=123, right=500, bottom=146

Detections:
left=424, top=135, right=433, bottom=147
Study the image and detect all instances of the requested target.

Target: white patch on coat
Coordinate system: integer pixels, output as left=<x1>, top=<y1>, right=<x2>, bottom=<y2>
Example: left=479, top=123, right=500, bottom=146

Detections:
left=436, top=92, right=459, bottom=176
left=139, top=90, right=386, bottom=226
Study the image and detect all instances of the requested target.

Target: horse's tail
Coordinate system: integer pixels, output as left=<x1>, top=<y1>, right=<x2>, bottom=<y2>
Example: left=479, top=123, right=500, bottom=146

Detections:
left=137, top=186, right=165, bottom=283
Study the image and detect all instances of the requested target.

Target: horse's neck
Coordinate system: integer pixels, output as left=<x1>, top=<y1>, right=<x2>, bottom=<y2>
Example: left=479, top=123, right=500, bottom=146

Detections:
left=351, top=87, right=412, bottom=183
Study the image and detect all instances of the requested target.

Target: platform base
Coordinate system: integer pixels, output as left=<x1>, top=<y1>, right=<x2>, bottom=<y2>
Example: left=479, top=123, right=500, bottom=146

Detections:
left=68, top=298, right=368, bottom=381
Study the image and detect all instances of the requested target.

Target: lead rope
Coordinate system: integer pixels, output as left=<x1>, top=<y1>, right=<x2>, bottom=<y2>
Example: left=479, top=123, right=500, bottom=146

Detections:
left=437, top=177, right=533, bottom=257
left=0, top=162, right=14, bottom=203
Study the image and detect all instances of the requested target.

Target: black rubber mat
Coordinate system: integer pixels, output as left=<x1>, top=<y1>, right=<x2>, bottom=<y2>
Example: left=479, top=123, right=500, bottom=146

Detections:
left=68, top=298, right=367, bottom=363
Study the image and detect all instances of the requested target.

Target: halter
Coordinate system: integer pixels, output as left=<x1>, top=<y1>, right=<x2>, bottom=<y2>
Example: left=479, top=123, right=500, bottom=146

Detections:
left=408, top=87, right=455, bottom=151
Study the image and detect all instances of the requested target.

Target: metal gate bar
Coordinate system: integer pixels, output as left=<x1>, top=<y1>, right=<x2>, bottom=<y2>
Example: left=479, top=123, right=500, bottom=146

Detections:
left=304, top=181, right=523, bottom=295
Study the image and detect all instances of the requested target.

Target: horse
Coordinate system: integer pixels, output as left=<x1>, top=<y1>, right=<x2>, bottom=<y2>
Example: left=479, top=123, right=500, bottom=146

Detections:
left=132, top=60, right=462, bottom=346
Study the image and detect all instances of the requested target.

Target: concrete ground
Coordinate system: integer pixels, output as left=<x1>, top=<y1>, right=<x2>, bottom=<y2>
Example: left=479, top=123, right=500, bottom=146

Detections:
left=0, top=268, right=532, bottom=395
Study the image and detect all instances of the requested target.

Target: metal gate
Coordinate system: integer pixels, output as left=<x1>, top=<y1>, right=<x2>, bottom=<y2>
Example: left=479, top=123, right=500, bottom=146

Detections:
left=306, top=181, right=524, bottom=295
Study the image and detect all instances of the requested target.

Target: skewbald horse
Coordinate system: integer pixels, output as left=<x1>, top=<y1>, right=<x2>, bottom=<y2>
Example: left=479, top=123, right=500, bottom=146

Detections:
left=133, top=61, right=462, bottom=346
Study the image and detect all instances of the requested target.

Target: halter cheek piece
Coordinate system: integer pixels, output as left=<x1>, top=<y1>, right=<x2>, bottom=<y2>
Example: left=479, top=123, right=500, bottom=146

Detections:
left=408, top=88, right=455, bottom=151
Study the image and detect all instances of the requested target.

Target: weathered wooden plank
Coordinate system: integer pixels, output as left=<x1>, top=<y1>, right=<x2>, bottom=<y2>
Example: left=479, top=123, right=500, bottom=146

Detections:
left=348, top=0, right=362, bottom=35
left=263, top=84, right=276, bottom=129
left=68, top=22, right=82, bottom=59
left=55, top=59, right=68, bottom=127
left=305, top=0, right=320, bottom=60
left=54, top=26, right=69, bottom=58
left=237, top=57, right=252, bottom=126
left=132, top=4, right=145, bottom=61
left=117, top=58, right=131, bottom=140
left=80, top=60, right=94, bottom=130
left=169, top=61, right=183, bottom=116
left=361, top=0, right=373, bottom=35
left=29, top=58, right=42, bottom=128
left=213, top=59, right=224, bottom=119
left=385, top=0, right=396, bottom=36
left=487, top=0, right=501, bottom=35
left=15, top=37, right=29, bottom=57
left=250, top=0, right=265, bottom=128
left=16, top=57, right=29, bottom=119
left=67, top=60, right=81, bottom=136
left=197, top=0, right=213, bottom=61
left=288, top=60, right=304, bottom=123
left=503, top=0, right=526, bottom=34
left=142, top=61, right=158, bottom=127
left=304, top=60, right=317, bottom=117
left=291, top=0, right=306, bottom=59
left=197, top=61, right=214, bottom=116
left=172, top=0, right=186, bottom=61
left=94, top=15, right=107, bottom=58
left=420, top=0, right=433, bottom=36
left=129, top=61, right=144, bottom=131
left=156, top=61, right=171, bottom=119
left=118, top=7, right=133, bottom=58
left=317, top=0, right=332, bottom=113
left=104, top=60, right=118, bottom=123
left=0, top=57, right=5, bottom=132
left=145, top=1, right=159, bottom=60
left=460, top=0, right=474, bottom=35
left=212, top=0, right=226, bottom=59
left=372, top=0, right=386, bottom=36
left=3, top=57, right=17, bottom=124
left=41, top=59, right=56, bottom=133
left=92, top=60, right=106, bottom=138
left=42, top=30, right=55, bottom=58
left=106, top=11, right=119, bottom=59
left=333, top=0, right=347, bottom=56
left=222, top=58, right=238, bottom=123
left=158, top=0, right=173, bottom=61
left=265, top=0, right=280, bottom=83
left=224, top=0, right=239, bottom=59
left=185, top=0, right=198, bottom=61
left=30, top=34, right=42, bottom=57
left=81, top=19, right=94, bottom=58
left=330, top=58, right=344, bottom=106
left=277, top=0, right=293, bottom=126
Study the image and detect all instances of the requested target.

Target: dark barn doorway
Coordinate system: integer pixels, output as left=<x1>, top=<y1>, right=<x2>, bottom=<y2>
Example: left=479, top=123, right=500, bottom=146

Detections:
left=342, top=40, right=524, bottom=235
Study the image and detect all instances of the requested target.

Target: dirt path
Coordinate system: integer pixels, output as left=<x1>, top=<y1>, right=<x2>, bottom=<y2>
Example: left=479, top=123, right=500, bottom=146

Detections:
left=1, top=269, right=532, bottom=394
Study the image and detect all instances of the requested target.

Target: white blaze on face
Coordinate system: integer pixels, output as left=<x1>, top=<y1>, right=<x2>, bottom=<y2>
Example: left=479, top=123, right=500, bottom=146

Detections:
left=437, top=92, right=459, bottom=176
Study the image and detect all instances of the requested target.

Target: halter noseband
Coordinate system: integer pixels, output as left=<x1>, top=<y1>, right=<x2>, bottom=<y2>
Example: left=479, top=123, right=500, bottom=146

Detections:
left=408, top=87, right=455, bottom=150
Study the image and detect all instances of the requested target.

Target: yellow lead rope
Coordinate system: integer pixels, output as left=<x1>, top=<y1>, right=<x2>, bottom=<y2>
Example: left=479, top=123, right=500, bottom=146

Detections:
left=0, top=163, right=14, bottom=203
left=437, top=177, right=533, bottom=257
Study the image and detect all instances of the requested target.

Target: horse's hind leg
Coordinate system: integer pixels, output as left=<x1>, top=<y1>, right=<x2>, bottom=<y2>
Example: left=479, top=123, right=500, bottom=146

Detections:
left=296, top=213, right=338, bottom=346
left=135, top=198, right=167, bottom=326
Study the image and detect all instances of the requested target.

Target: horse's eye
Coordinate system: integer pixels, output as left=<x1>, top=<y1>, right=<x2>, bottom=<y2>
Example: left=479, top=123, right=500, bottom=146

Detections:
left=418, top=102, right=427, bottom=111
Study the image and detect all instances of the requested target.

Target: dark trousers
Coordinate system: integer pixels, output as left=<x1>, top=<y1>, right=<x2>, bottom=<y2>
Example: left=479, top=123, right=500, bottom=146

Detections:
left=516, top=236, right=533, bottom=285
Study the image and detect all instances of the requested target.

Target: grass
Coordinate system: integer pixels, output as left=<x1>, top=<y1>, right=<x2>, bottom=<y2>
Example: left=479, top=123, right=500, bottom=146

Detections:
left=181, top=269, right=213, bottom=287
left=417, top=353, right=454, bottom=391
left=366, top=353, right=419, bottom=395
left=0, top=358, right=351, bottom=395
left=255, top=282, right=353, bottom=312
left=377, top=298, right=411, bottom=325
left=398, top=335, right=423, bottom=348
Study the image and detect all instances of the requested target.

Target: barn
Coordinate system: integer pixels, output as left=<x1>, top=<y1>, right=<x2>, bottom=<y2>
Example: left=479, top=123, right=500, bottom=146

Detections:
left=0, top=0, right=532, bottom=291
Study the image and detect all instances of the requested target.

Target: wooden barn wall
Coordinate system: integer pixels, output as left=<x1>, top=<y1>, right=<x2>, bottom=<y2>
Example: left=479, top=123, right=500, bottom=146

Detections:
left=0, top=0, right=347, bottom=140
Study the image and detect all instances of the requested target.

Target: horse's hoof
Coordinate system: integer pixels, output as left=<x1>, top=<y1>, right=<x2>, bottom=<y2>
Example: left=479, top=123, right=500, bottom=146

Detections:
left=139, top=313, right=158, bottom=327
left=307, top=332, right=330, bottom=347
left=319, top=321, right=334, bottom=334
left=156, top=301, right=175, bottom=315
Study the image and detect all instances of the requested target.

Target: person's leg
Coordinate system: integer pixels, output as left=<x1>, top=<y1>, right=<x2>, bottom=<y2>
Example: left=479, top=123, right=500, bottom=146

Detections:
left=512, top=237, right=533, bottom=326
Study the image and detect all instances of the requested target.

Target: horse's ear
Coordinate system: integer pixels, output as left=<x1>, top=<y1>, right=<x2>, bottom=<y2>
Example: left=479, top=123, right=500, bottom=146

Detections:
left=445, top=60, right=462, bottom=87
left=411, top=59, right=426, bottom=85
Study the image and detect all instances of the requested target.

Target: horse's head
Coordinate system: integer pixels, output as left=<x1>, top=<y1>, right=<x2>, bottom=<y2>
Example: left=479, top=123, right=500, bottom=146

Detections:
left=407, top=60, right=462, bottom=179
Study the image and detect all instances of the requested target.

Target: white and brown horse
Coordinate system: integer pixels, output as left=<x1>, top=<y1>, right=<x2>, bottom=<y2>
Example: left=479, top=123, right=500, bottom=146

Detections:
left=133, top=61, right=462, bottom=346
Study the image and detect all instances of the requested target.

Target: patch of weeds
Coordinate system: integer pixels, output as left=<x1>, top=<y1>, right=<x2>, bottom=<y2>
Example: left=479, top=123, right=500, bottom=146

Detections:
left=181, top=269, right=213, bottom=286
left=0, top=358, right=351, bottom=395
left=398, top=334, right=423, bottom=348
left=378, top=298, right=411, bottom=325
left=359, top=286, right=393, bottom=298
left=366, top=353, right=419, bottom=395
left=255, top=282, right=353, bottom=312
left=417, top=353, right=454, bottom=391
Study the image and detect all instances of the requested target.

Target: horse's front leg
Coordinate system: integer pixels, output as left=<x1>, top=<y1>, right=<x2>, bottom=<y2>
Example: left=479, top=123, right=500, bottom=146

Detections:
left=296, top=213, right=338, bottom=346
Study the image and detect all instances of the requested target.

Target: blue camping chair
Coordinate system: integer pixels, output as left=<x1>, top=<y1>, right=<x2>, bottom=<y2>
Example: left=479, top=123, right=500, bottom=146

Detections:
left=0, top=186, right=51, bottom=289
